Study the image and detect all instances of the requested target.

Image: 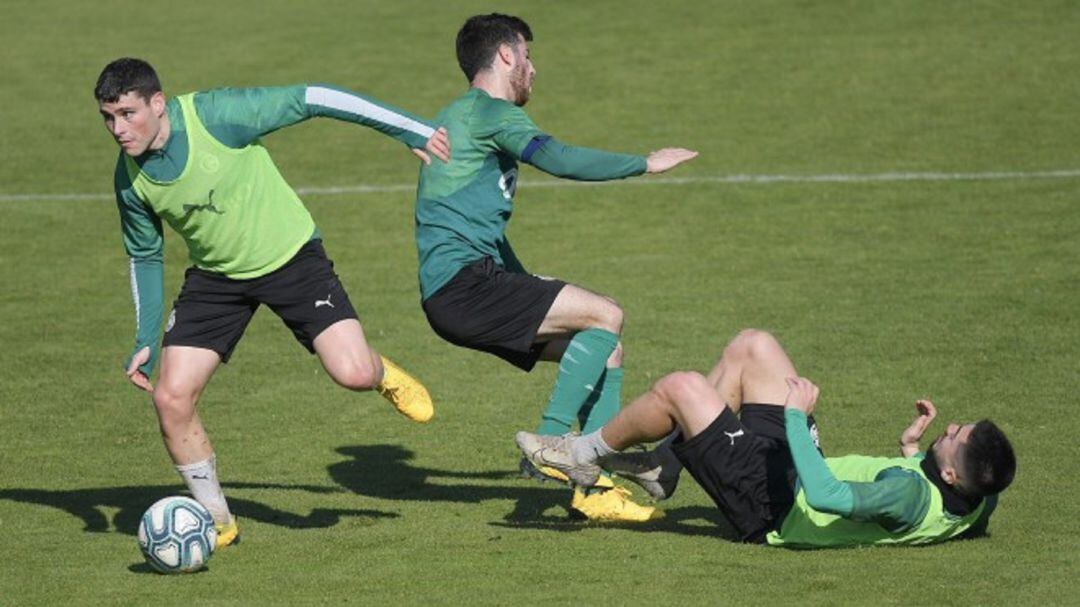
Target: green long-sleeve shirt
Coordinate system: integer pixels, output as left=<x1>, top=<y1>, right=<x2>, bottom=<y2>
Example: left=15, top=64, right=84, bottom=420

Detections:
left=415, top=87, right=647, bottom=300
left=773, top=409, right=997, bottom=548
left=115, top=84, right=436, bottom=376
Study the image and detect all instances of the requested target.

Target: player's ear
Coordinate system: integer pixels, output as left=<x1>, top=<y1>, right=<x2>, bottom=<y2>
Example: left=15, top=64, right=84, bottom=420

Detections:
left=150, top=91, right=166, bottom=116
left=496, top=42, right=515, bottom=68
left=940, top=465, right=958, bottom=486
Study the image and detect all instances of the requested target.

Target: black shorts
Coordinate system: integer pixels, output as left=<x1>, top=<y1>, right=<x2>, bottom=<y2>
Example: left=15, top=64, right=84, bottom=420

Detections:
left=671, top=404, right=820, bottom=543
left=422, top=257, right=566, bottom=371
left=162, top=240, right=358, bottom=362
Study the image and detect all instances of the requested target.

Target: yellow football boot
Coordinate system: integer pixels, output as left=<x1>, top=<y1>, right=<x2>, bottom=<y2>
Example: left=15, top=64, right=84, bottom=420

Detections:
left=569, top=485, right=664, bottom=523
left=375, top=356, right=434, bottom=423
left=519, top=456, right=571, bottom=485
left=214, top=516, right=240, bottom=549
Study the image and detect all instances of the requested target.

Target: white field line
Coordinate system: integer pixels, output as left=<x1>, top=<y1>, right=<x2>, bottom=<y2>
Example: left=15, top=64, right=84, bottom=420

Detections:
left=3, top=168, right=1079, bottom=202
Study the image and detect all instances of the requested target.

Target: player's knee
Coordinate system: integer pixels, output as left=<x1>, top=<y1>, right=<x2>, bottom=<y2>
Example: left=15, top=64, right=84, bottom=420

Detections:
left=592, top=298, right=624, bottom=334
left=332, top=359, right=380, bottom=391
left=655, top=371, right=710, bottom=406
left=152, top=384, right=196, bottom=428
left=726, top=328, right=777, bottom=362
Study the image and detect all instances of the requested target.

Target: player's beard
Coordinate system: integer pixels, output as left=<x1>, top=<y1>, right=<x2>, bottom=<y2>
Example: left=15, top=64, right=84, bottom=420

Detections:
left=510, top=63, right=532, bottom=106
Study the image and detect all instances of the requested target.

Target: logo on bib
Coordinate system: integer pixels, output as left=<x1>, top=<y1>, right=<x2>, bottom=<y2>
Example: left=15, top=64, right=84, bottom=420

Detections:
left=183, top=189, right=225, bottom=217
left=199, top=153, right=221, bottom=173
left=165, top=309, right=176, bottom=333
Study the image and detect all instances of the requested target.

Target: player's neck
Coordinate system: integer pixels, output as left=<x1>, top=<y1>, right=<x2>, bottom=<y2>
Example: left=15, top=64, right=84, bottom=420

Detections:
left=149, top=112, right=172, bottom=152
left=471, top=73, right=514, bottom=103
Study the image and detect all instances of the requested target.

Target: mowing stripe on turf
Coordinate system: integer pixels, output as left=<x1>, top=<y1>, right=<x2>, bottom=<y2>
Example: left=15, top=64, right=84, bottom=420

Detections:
left=3, top=168, right=1080, bottom=202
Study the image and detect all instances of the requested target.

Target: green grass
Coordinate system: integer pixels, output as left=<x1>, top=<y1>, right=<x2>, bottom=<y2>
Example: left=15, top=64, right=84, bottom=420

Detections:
left=2, top=0, right=1079, bottom=604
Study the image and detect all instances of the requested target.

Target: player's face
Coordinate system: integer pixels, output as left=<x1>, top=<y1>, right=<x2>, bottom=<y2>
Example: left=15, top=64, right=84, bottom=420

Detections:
left=930, top=422, right=975, bottom=474
left=99, top=91, right=166, bottom=157
left=509, top=36, right=535, bottom=106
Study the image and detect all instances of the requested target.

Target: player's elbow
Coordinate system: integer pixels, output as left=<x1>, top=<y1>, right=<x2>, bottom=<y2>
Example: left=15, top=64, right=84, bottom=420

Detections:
left=802, top=483, right=853, bottom=516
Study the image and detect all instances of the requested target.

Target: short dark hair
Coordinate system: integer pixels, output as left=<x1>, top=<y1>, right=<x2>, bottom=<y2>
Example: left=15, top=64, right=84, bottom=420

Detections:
left=94, top=58, right=161, bottom=103
left=455, top=13, right=532, bottom=82
left=960, top=420, right=1016, bottom=498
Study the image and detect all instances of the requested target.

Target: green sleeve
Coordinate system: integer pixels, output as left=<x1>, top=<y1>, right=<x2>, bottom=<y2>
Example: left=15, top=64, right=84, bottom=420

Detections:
left=787, top=409, right=931, bottom=530
left=128, top=258, right=164, bottom=377
left=115, top=159, right=164, bottom=377
left=785, top=408, right=855, bottom=515
left=522, top=135, right=647, bottom=181
left=846, top=469, right=931, bottom=533
left=195, top=84, right=435, bottom=150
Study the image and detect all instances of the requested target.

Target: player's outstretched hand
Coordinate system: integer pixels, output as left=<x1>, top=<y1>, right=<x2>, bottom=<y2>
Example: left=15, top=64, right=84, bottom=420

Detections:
left=645, top=148, right=698, bottom=173
left=413, top=127, right=451, bottom=165
left=783, top=377, right=819, bottom=415
left=126, top=346, right=154, bottom=393
left=899, top=399, right=936, bottom=456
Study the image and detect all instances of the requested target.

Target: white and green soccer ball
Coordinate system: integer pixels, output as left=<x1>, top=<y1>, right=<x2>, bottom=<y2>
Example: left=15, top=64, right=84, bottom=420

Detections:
left=137, top=496, right=217, bottom=574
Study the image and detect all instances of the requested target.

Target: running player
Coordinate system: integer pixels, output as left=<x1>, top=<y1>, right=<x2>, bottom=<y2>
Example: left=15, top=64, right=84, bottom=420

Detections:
left=96, top=58, right=449, bottom=547
left=518, top=329, right=1015, bottom=546
left=414, top=13, right=697, bottom=522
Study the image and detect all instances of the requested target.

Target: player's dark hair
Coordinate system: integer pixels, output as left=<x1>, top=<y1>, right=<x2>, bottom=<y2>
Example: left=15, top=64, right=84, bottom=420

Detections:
left=456, top=13, right=532, bottom=82
left=94, top=58, right=161, bottom=103
left=959, top=420, right=1016, bottom=498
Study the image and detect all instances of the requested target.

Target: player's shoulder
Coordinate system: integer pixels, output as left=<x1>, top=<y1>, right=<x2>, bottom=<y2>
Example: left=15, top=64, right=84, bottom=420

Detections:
left=478, top=91, right=530, bottom=123
left=191, top=87, right=236, bottom=109
left=191, top=86, right=298, bottom=110
left=874, top=465, right=925, bottom=485
left=444, top=88, right=530, bottom=129
left=872, top=465, right=929, bottom=502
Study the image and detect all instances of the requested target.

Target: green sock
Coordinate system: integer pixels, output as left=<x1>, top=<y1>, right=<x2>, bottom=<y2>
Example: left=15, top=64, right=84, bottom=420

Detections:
left=578, top=367, right=623, bottom=492
left=581, top=367, right=623, bottom=434
left=576, top=372, right=604, bottom=430
left=537, top=329, right=619, bottom=435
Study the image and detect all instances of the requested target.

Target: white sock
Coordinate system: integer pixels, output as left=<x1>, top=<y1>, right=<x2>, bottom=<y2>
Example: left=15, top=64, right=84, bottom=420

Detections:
left=176, top=455, right=232, bottom=525
left=572, top=429, right=616, bottom=464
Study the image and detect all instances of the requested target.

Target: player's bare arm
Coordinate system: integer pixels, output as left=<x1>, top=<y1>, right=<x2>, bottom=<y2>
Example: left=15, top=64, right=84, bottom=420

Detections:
left=899, top=399, right=937, bottom=457
left=645, top=147, right=698, bottom=173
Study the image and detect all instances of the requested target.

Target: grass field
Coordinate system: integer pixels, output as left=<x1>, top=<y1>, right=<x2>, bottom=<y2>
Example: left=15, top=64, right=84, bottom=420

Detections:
left=2, top=1, right=1078, bottom=604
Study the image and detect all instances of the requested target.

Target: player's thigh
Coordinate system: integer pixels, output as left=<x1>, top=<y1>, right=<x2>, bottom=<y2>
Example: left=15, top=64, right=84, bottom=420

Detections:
left=654, top=371, right=730, bottom=438
left=156, top=346, right=222, bottom=403
left=669, top=406, right=774, bottom=542
left=312, top=319, right=380, bottom=384
left=257, top=241, right=362, bottom=354
left=708, top=329, right=797, bottom=407
left=535, top=336, right=570, bottom=362
left=163, top=267, right=258, bottom=364
left=536, top=283, right=622, bottom=337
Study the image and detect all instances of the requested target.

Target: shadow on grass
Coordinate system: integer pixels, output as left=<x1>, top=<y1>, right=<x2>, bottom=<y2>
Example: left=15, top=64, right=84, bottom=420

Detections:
left=0, top=481, right=396, bottom=536
left=490, top=506, right=738, bottom=539
left=126, top=561, right=215, bottom=576
left=328, top=444, right=735, bottom=537
left=330, top=444, right=569, bottom=522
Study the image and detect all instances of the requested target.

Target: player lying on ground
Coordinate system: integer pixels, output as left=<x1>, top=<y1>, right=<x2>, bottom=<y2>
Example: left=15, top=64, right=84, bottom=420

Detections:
left=415, top=13, right=697, bottom=522
left=96, top=58, right=449, bottom=548
left=518, top=329, right=1015, bottom=547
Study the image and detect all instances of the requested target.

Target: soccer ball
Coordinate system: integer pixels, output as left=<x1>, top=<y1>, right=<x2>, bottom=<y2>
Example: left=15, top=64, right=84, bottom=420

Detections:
left=137, top=496, right=217, bottom=574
